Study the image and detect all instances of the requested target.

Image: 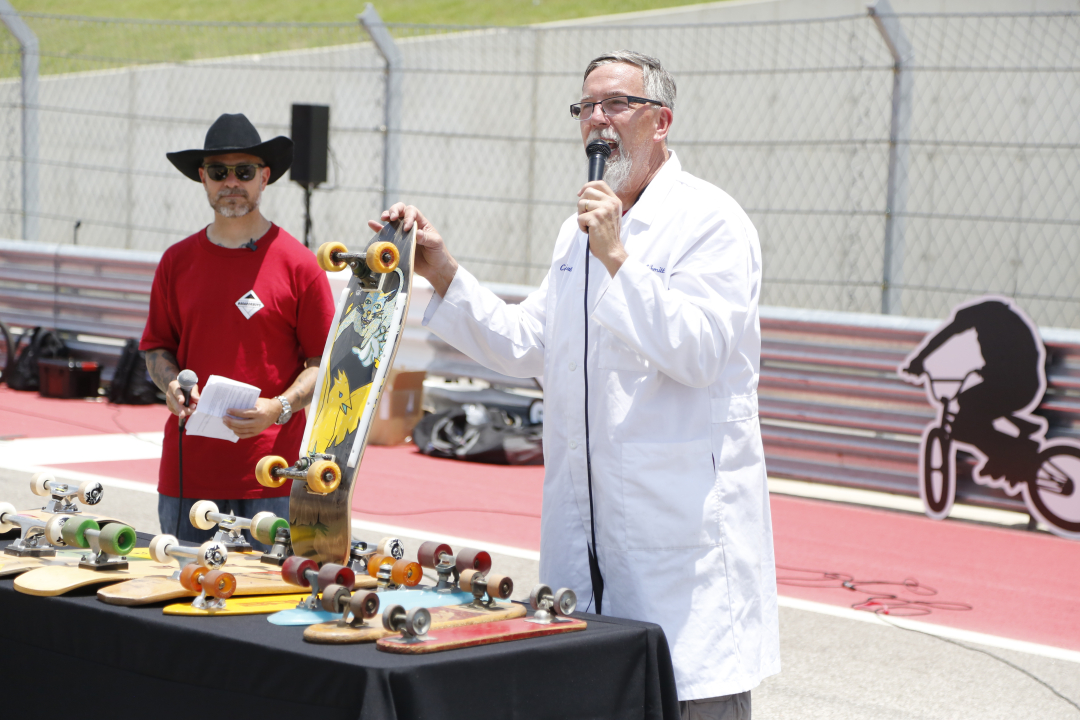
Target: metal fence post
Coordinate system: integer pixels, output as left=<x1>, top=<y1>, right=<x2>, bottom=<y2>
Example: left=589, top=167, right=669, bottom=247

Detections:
left=868, top=0, right=912, bottom=315
left=0, top=1, right=38, bottom=243
left=359, top=4, right=401, bottom=214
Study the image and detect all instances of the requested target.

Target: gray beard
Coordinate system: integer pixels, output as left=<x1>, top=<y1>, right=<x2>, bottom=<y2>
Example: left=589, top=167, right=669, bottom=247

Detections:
left=210, top=190, right=259, bottom=218
left=603, top=150, right=632, bottom=195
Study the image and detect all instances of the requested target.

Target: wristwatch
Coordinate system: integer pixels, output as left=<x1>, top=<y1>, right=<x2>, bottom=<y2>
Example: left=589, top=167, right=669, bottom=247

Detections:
left=274, top=395, right=293, bottom=425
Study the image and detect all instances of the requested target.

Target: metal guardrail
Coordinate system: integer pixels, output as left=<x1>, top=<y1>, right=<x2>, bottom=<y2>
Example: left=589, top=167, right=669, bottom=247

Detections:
left=6, top=240, right=1080, bottom=516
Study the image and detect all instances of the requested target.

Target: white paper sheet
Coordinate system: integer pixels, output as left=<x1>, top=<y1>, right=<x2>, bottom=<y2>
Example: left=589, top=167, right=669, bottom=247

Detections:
left=184, top=375, right=261, bottom=443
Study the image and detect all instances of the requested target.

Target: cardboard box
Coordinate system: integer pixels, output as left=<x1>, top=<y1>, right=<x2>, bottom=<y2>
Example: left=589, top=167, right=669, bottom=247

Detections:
left=38, top=359, right=101, bottom=399
left=368, top=370, right=426, bottom=446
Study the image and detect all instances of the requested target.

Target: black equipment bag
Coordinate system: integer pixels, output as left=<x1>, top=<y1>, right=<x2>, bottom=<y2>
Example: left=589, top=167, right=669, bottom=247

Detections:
left=107, top=338, right=163, bottom=405
left=5, top=327, right=68, bottom=391
left=413, top=403, right=544, bottom=465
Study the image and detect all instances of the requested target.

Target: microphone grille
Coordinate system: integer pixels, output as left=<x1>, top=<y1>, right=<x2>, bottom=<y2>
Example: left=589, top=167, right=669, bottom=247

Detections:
left=586, top=140, right=611, bottom=159
left=177, top=369, right=198, bottom=390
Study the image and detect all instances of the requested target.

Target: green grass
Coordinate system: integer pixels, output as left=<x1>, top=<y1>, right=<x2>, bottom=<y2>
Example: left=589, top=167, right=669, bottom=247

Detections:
left=3, top=0, right=716, bottom=76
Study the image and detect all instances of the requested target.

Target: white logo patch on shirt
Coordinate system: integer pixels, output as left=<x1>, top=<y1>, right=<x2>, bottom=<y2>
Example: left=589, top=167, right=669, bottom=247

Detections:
left=235, top=290, right=264, bottom=319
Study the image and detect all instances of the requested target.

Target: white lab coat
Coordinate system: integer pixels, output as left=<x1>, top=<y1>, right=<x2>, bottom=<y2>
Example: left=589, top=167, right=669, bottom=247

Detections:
left=423, top=152, right=780, bottom=699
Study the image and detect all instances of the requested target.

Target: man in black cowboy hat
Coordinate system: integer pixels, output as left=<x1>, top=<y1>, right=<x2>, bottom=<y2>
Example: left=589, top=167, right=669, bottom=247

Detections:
left=140, top=113, right=335, bottom=546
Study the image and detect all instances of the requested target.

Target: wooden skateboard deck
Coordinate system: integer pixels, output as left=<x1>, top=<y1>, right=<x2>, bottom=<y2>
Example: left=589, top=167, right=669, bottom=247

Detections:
left=291, top=221, right=416, bottom=566
left=376, top=616, right=587, bottom=654
left=304, top=601, right=526, bottom=645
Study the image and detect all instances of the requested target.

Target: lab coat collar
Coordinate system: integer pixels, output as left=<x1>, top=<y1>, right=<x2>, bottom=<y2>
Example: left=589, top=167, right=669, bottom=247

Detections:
left=623, top=149, right=681, bottom=228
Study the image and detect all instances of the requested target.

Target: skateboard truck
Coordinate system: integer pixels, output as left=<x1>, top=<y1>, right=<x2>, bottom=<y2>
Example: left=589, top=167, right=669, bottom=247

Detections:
left=281, top=555, right=356, bottom=611
left=255, top=453, right=342, bottom=495
left=257, top=520, right=293, bottom=566
left=0, top=502, right=62, bottom=557
left=381, top=604, right=434, bottom=645
left=148, top=534, right=229, bottom=580
left=30, top=472, right=102, bottom=514
left=189, top=500, right=261, bottom=552
left=366, top=552, right=422, bottom=591
left=316, top=240, right=401, bottom=291
left=417, top=542, right=492, bottom=593
left=349, top=536, right=405, bottom=575
left=525, top=584, right=577, bottom=625
left=53, top=516, right=137, bottom=570
left=459, top=568, right=514, bottom=611
left=320, top=583, right=381, bottom=628
left=178, top=565, right=237, bottom=611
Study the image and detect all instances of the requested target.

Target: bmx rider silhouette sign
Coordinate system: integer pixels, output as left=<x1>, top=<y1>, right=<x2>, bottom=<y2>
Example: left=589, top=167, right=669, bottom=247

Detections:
left=899, top=295, right=1080, bottom=540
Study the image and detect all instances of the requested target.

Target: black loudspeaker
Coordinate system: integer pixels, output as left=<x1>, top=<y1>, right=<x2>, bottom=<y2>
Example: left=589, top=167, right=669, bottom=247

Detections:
left=290, top=104, right=329, bottom=187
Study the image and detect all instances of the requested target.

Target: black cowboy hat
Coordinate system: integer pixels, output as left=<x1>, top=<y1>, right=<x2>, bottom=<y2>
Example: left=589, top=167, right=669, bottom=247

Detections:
left=166, top=113, right=294, bottom=184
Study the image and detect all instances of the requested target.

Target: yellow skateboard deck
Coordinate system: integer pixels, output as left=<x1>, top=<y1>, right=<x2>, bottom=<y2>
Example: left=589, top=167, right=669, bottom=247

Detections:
left=162, top=593, right=310, bottom=616
left=303, top=601, right=526, bottom=644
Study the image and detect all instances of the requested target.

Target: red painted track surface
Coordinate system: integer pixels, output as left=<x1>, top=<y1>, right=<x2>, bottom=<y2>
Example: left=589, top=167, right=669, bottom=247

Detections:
left=3, top=388, right=1078, bottom=650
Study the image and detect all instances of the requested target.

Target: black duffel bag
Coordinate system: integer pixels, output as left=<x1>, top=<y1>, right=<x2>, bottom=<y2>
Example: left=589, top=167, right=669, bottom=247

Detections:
left=5, top=327, right=68, bottom=391
left=413, top=402, right=543, bottom=465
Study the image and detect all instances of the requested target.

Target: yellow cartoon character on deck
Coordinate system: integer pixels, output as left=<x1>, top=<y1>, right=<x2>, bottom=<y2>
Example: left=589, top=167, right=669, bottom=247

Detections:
left=308, top=366, right=371, bottom=455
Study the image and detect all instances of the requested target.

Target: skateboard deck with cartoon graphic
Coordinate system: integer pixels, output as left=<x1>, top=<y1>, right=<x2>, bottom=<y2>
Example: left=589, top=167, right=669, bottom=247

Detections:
left=255, top=220, right=416, bottom=567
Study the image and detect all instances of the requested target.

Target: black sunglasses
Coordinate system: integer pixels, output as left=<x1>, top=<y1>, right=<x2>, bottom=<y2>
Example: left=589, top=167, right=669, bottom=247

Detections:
left=202, top=163, right=265, bottom=182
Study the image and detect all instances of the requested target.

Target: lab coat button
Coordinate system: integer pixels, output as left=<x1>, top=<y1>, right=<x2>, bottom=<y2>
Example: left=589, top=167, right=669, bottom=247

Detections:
left=569, top=440, right=578, bottom=449
left=569, top=361, right=577, bottom=371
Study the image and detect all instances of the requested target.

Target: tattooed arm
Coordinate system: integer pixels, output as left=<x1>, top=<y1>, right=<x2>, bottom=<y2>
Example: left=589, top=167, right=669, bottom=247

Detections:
left=145, top=348, right=199, bottom=420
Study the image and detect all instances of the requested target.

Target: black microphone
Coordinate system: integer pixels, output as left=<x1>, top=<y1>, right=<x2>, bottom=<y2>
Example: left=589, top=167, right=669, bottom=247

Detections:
left=586, top=140, right=611, bottom=183
left=178, top=369, right=198, bottom=408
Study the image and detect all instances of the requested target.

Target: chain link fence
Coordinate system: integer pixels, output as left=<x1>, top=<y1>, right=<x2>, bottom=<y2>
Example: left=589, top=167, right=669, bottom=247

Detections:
left=0, top=8, right=1076, bottom=326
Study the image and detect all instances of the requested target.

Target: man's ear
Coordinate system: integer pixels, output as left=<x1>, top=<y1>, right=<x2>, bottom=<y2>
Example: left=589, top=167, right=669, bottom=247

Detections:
left=261, top=165, right=271, bottom=191
left=653, top=106, right=673, bottom=143
left=198, top=166, right=206, bottom=186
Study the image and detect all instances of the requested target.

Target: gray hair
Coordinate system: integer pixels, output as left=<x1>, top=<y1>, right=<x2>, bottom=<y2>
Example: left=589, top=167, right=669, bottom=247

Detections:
left=583, top=51, right=677, bottom=111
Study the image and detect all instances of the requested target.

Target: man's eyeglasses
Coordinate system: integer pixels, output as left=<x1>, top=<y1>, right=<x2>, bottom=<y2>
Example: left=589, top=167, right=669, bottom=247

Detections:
left=570, top=95, right=664, bottom=121
left=202, top=163, right=265, bottom=182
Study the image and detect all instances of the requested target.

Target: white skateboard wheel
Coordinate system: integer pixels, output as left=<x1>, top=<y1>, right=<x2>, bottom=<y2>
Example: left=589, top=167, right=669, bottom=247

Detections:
left=189, top=500, right=219, bottom=531
left=198, top=540, right=227, bottom=569
left=378, top=536, right=405, bottom=560
left=149, top=534, right=177, bottom=564
left=0, top=501, right=16, bottom=532
left=405, top=606, right=431, bottom=637
left=77, top=480, right=103, bottom=506
left=553, top=587, right=577, bottom=616
left=30, top=472, right=54, bottom=497
left=250, top=511, right=276, bottom=529
left=44, top=514, right=70, bottom=546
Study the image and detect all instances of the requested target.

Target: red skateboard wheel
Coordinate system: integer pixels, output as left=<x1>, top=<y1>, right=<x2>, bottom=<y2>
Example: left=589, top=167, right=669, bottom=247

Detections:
left=351, top=590, right=380, bottom=620
left=321, top=583, right=351, bottom=613
left=282, top=556, right=318, bottom=588
left=390, top=559, right=422, bottom=587
left=318, top=563, right=355, bottom=591
left=455, top=548, right=492, bottom=574
left=179, top=564, right=207, bottom=593
left=203, top=569, right=236, bottom=599
left=417, top=541, right=452, bottom=569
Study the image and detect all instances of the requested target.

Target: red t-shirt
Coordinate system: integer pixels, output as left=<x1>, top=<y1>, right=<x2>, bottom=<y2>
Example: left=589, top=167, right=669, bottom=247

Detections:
left=140, top=225, right=334, bottom=499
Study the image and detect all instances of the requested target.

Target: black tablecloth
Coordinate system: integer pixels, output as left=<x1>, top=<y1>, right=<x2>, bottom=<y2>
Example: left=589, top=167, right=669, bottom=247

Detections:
left=0, top=533, right=680, bottom=720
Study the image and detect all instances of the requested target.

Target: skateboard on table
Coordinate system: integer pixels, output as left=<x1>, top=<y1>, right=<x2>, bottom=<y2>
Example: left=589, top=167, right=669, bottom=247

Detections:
left=255, top=220, right=416, bottom=567
left=188, top=500, right=292, bottom=562
left=93, top=534, right=376, bottom=606
left=376, top=584, right=584, bottom=654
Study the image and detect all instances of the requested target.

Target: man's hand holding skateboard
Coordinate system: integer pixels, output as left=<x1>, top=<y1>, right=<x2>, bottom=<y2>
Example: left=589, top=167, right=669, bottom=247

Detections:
left=369, top=203, right=457, bottom=298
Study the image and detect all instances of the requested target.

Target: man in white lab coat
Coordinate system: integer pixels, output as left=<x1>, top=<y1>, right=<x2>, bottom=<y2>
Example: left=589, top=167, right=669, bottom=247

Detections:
left=370, top=51, right=779, bottom=719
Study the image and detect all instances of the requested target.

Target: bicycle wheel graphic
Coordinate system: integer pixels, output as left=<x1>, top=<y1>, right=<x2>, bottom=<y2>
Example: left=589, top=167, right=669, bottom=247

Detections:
left=922, top=427, right=954, bottom=518
left=1030, top=444, right=1080, bottom=536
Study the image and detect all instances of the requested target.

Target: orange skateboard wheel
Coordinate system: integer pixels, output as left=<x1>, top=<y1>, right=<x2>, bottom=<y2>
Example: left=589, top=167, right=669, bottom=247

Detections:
left=351, top=590, right=380, bottom=620
left=366, top=553, right=395, bottom=578
left=366, top=241, right=399, bottom=274
left=321, top=583, right=351, bottom=613
left=318, top=563, right=355, bottom=591
left=282, top=556, right=318, bottom=588
left=390, top=559, right=422, bottom=587
left=305, top=460, right=341, bottom=494
left=202, top=569, right=237, bottom=599
left=417, top=541, right=452, bottom=569
left=486, top=573, right=513, bottom=600
left=455, top=548, right=492, bottom=574
left=316, top=241, right=349, bottom=272
left=255, top=456, right=289, bottom=489
left=179, top=564, right=207, bottom=593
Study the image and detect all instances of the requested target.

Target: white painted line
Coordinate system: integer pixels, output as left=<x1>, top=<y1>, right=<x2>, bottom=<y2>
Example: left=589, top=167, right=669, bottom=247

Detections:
left=768, top=476, right=1034, bottom=528
left=0, top=432, right=163, bottom=466
left=777, top=595, right=1080, bottom=664
left=350, top=518, right=540, bottom=561
left=5, top=464, right=159, bottom=495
